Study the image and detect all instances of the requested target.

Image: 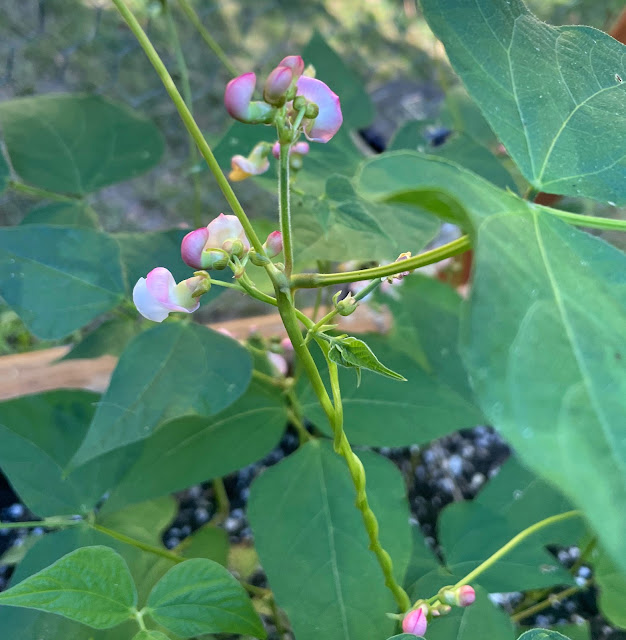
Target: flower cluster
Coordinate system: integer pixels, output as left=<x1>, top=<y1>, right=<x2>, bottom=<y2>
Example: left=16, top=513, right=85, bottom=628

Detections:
left=224, top=55, right=342, bottom=181
left=133, top=215, right=282, bottom=323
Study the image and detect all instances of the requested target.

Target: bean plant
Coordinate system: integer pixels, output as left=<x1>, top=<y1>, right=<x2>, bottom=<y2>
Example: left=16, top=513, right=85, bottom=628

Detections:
left=0, top=1, right=625, bottom=639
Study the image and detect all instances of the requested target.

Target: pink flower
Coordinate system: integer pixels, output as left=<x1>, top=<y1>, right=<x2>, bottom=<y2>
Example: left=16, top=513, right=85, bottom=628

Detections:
left=402, top=605, right=428, bottom=637
left=280, top=337, right=293, bottom=352
left=456, top=585, right=476, bottom=607
left=268, top=352, right=288, bottom=376
left=224, top=72, right=274, bottom=124
left=279, top=55, right=304, bottom=79
left=295, top=76, right=343, bottom=143
left=133, top=267, right=202, bottom=322
left=181, top=214, right=250, bottom=269
left=271, top=141, right=310, bottom=160
left=263, top=230, right=283, bottom=258
left=263, top=65, right=293, bottom=105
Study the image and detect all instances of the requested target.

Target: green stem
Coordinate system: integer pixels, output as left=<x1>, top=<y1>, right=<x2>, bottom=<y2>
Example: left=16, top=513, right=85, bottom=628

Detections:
left=541, top=207, right=626, bottom=232
left=286, top=388, right=312, bottom=444
left=163, top=0, right=202, bottom=227
left=252, top=368, right=288, bottom=388
left=0, top=519, right=82, bottom=530
left=111, top=0, right=265, bottom=257
left=452, top=510, right=581, bottom=590
left=133, top=609, right=148, bottom=631
left=279, top=143, right=294, bottom=277
left=323, top=347, right=411, bottom=612
left=292, top=236, right=472, bottom=288
left=212, top=477, right=230, bottom=523
left=9, top=180, right=81, bottom=203
left=510, top=581, right=590, bottom=623
left=524, top=186, right=539, bottom=201
left=207, top=278, right=245, bottom=291
left=91, top=523, right=184, bottom=564
left=176, top=0, right=239, bottom=77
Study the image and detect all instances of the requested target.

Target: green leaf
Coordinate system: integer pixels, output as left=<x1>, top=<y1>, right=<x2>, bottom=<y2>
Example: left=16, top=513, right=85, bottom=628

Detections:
left=70, top=323, right=252, bottom=467
left=461, top=209, right=626, bottom=572
left=356, top=150, right=530, bottom=229
left=146, top=558, right=266, bottom=639
left=300, top=330, right=483, bottom=447
left=20, top=202, right=99, bottom=228
left=328, top=335, right=407, bottom=382
left=0, top=390, right=128, bottom=516
left=62, top=316, right=141, bottom=360
left=0, top=225, right=126, bottom=339
left=389, top=124, right=516, bottom=192
left=0, top=147, right=9, bottom=194
left=293, top=175, right=440, bottom=264
left=517, top=632, right=573, bottom=640
left=102, top=380, right=287, bottom=511
left=180, top=525, right=229, bottom=567
left=248, top=440, right=411, bottom=640
left=0, top=525, right=175, bottom=640
left=420, top=0, right=626, bottom=204
left=303, top=32, right=374, bottom=131
left=423, top=587, right=515, bottom=640
left=0, top=94, right=164, bottom=195
left=133, top=631, right=170, bottom=640
left=0, top=546, right=137, bottom=629
left=594, top=546, right=626, bottom=628
left=387, top=636, right=424, bottom=640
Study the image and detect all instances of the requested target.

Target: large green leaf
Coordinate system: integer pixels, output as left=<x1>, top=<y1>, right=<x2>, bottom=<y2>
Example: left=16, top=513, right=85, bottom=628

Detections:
left=133, top=632, right=170, bottom=640
left=248, top=441, right=411, bottom=640
left=0, top=390, right=129, bottom=516
left=0, top=546, right=137, bottom=629
left=461, top=209, right=626, bottom=572
left=62, top=316, right=141, bottom=360
left=147, top=558, right=266, bottom=638
left=70, top=322, right=252, bottom=467
left=300, top=331, right=483, bottom=448
left=102, top=380, right=287, bottom=511
left=20, top=202, right=99, bottom=228
left=0, top=524, right=175, bottom=640
left=420, top=0, right=626, bottom=204
left=594, top=546, right=626, bottom=628
left=0, top=225, right=126, bottom=339
left=0, top=94, right=164, bottom=195
left=517, top=632, right=573, bottom=640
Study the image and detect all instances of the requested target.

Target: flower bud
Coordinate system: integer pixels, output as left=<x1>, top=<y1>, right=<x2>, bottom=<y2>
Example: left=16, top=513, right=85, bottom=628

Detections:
left=279, top=55, right=304, bottom=80
left=248, top=249, right=271, bottom=267
left=263, top=231, right=283, bottom=258
left=263, top=65, right=293, bottom=106
left=439, top=584, right=476, bottom=608
left=268, top=352, right=288, bottom=376
left=304, top=102, right=319, bottom=119
left=224, top=72, right=275, bottom=124
left=223, top=238, right=245, bottom=259
left=133, top=267, right=201, bottom=322
left=402, top=605, right=428, bottom=637
left=333, top=291, right=358, bottom=316
left=430, top=603, right=452, bottom=617
left=387, top=251, right=413, bottom=283
left=181, top=227, right=210, bottom=269
left=191, top=271, right=212, bottom=297
left=201, top=248, right=230, bottom=270
left=293, top=95, right=307, bottom=111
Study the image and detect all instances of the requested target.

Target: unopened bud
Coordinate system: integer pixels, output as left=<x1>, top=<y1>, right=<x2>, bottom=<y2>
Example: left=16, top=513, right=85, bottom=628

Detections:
left=439, top=584, right=476, bottom=608
left=430, top=603, right=452, bottom=617
left=263, top=231, right=283, bottom=258
left=304, top=102, right=319, bottom=119
left=402, top=604, right=428, bottom=637
left=263, top=65, right=293, bottom=106
left=223, top=238, right=245, bottom=258
left=201, top=248, right=230, bottom=270
left=190, top=271, right=212, bottom=298
left=293, top=95, right=307, bottom=111
left=333, top=291, right=358, bottom=316
left=248, top=249, right=271, bottom=267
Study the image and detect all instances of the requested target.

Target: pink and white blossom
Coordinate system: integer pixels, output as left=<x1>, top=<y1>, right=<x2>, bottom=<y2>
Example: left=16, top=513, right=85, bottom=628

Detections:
left=133, top=267, right=201, bottom=322
left=278, top=55, right=304, bottom=80
left=224, top=72, right=274, bottom=123
left=271, top=141, right=310, bottom=160
left=264, top=65, right=293, bottom=105
left=402, top=605, right=428, bottom=637
left=295, top=76, right=343, bottom=143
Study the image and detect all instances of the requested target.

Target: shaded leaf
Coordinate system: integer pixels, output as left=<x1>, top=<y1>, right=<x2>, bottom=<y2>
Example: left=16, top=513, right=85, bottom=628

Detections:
left=0, top=94, right=163, bottom=195
left=62, top=316, right=141, bottom=360
left=70, top=323, right=252, bottom=467
left=248, top=441, right=411, bottom=640
left=594, top=546, right=626, bottom=628
left=20, top=202, right=99, bottom=229
left=0, top=546, right=136, bottom=629
left=0, top=225, right=126, bottom=339
left=147, top=558, right=266, bottom=638
left=420, top=0, right=626, bottom=203
left=180, top=525, right=229, bottom=567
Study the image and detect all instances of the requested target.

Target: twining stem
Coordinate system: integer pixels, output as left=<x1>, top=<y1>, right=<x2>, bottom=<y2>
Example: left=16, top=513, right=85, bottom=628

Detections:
left=510, top=581, right=591, bottom=623
left=111, top=0, right=266, bottom=257
left=279, top=143, right=294, bottom=277
left=0, top=519, right=82, bottom=530
left=541, top=207, right=626, bottom=232
left=451, top=510, right=582, bottom=591
left=91, top=523, right=184, bottom=563
left=162, top=0, right=202, bottom=227
left=286, top=388, right=312, bottom=444
left=291, top=236, right=472, bottom=288
left=212, top=477, right=230, bottom=523
left=176, top=0, right=239, bottom=77
left=9, top=180, right=80, bottom=203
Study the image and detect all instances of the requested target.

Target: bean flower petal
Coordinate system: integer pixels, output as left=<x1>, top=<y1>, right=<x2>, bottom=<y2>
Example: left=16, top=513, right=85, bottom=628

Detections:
left=133, top=267, right=200, bottom=322
left=181, top=227, right=210, bottom=269
left=271, top=141, right=310, bottom=159
left=296, top=76, right=343, bottom=143
left=229, top=154, right=270, bottom=182
left=264, top=65, right=293, bottom=104
left=207, top=213, right=250, bottom=252
left=279, top=55, right=305, bottom=79
left=224, top=72, right=256, bottom=121
left=402, top=606, right=428, bottom=637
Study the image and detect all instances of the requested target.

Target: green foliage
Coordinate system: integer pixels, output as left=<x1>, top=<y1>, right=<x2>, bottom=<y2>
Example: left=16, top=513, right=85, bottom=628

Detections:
left=147, top=558, right=266, bottom=638
left=0, top=546, right=137, bottom=629
left=70, top=323, right=252, bottom=467
left=594, top=546, right=626, bottom=628
left=517, top=631, right=573, bottom=640
left=133, top=631, right=170, bottom=640
left=62, top=316, right=141, bottom=360
left=0, top=94, right=164, bottom=195
left=327, top=334, right=407, bottom=382
left=179, top=524, right=229, bottom=567
left=0, top=147, right=9, bottom=194
left=0, top=225, right=126, bottom=339
left=420, top=0, right=626, bottom=204
left=20, top=202, right=100, bottom=228
left=248, top=440, right=411, bottom=640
